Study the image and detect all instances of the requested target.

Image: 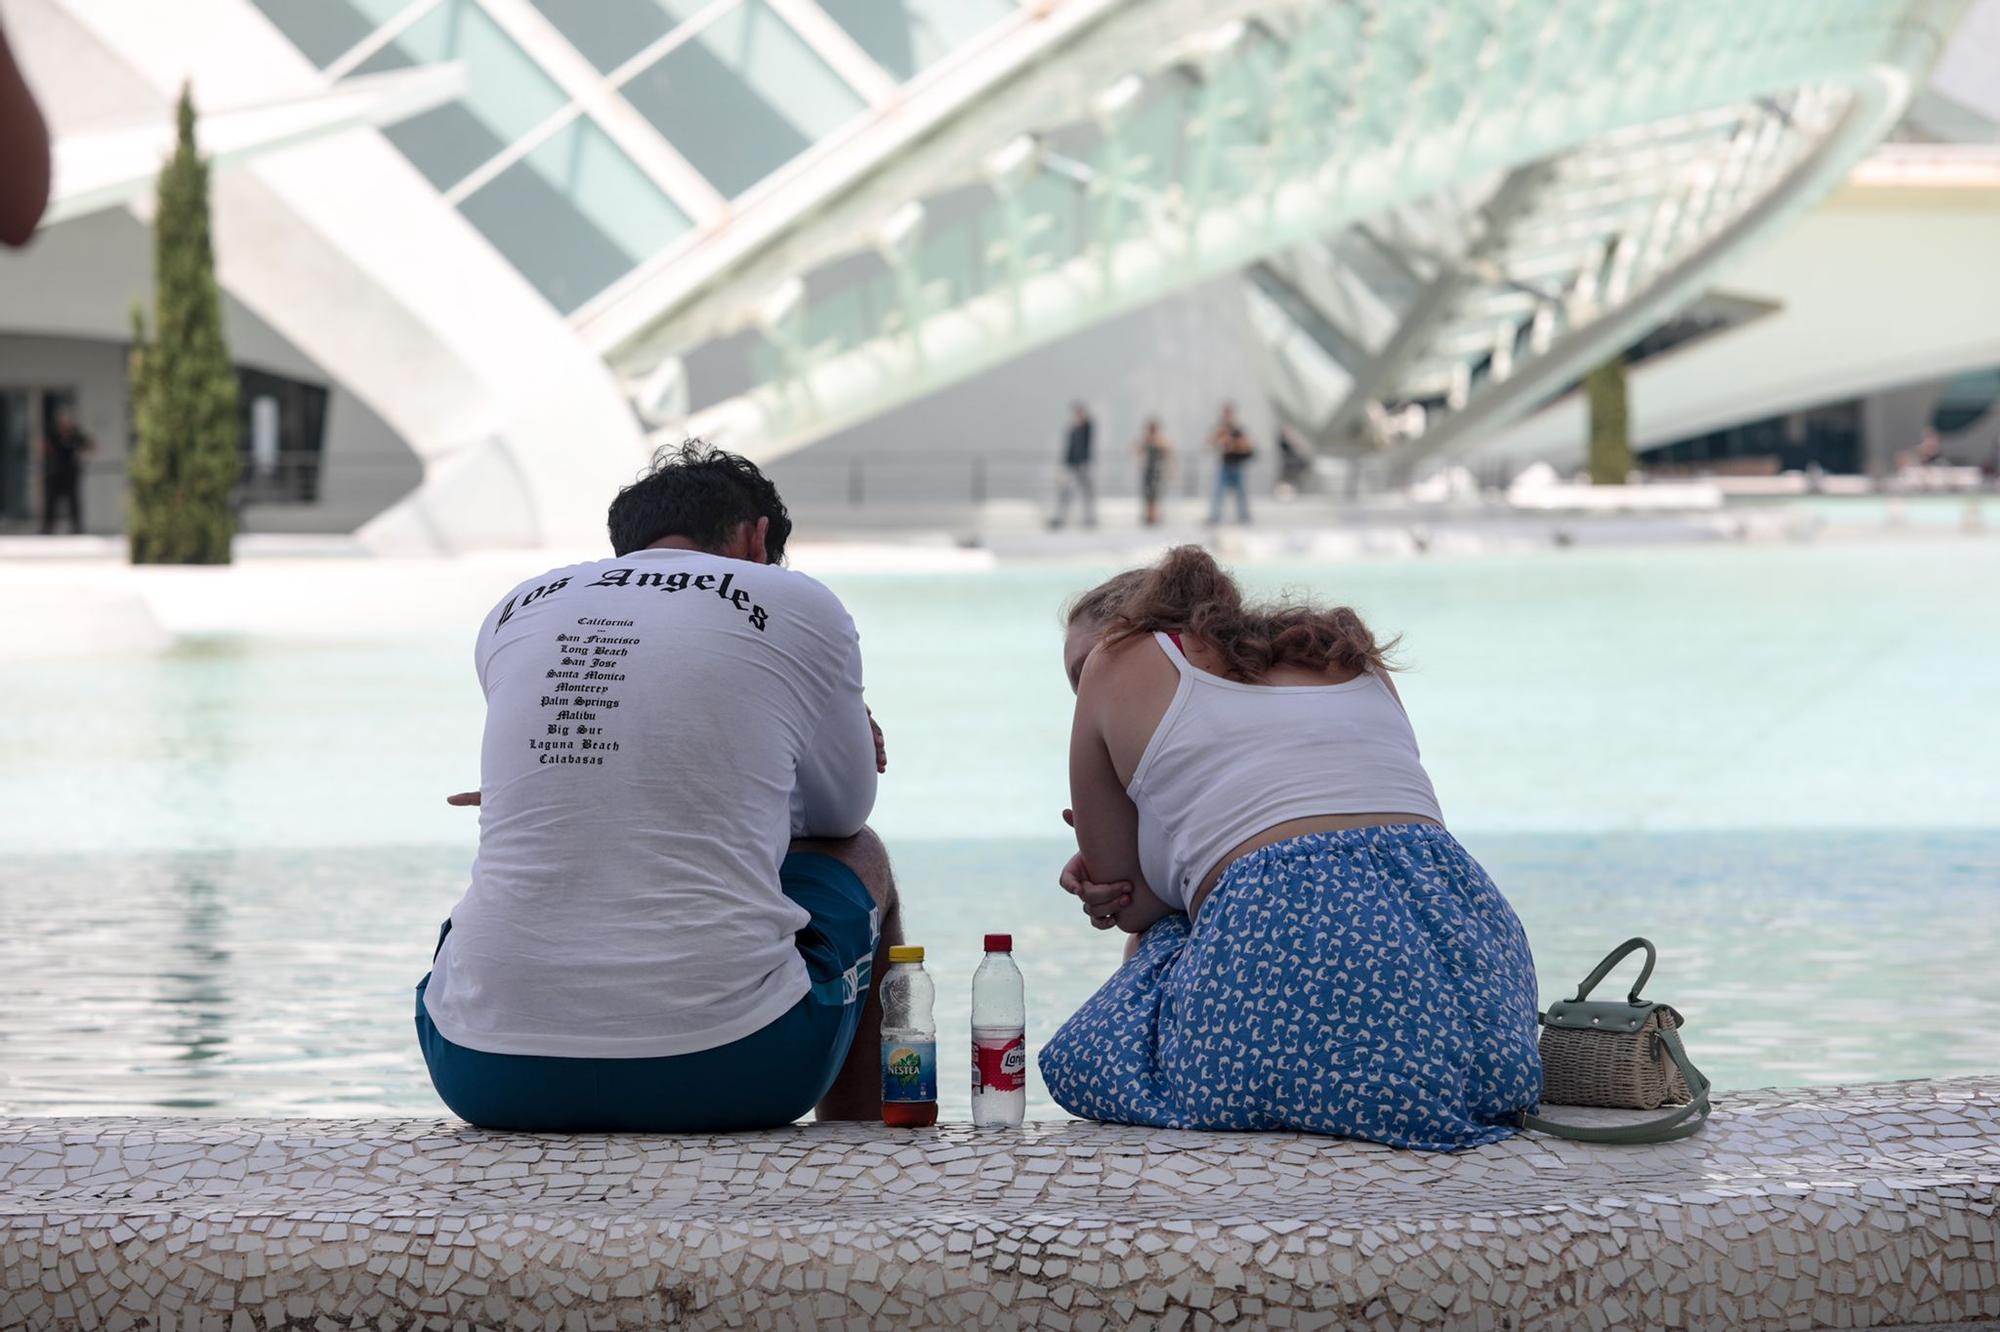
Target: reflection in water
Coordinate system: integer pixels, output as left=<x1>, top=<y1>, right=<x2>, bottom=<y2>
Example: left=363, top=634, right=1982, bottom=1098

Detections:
left=159, top=864, right=232, bottom=1107
left=1, top=832, right=1996, bottom=1118
left=0, top=848, right=463, bottom=1116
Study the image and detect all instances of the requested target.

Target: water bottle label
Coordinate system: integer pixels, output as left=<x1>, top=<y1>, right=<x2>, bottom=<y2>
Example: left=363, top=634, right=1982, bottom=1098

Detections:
left=881, top=1040, right=936, bottom=1103
left=972, top=1032, right=1027, bottom=1095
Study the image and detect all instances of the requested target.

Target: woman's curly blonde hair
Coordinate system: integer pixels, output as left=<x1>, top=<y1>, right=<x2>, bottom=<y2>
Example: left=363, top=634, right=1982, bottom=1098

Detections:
left=1064, top=545, right=1395, bottom=681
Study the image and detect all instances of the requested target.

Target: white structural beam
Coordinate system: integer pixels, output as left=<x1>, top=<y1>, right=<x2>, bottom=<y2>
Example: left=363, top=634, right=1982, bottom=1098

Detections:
left=652, top=1, right=1963, bottom=469
left=320, top=0, right=447, bottom=82
left=1470, top=158, right=2000, bottom=471
left=45, top=64, right=466, bottom=226
left=1399, top=71, right=1914, bottom=467
left=762, top=0, right=898, bottom=109
left=569, top=0, right=1134, bottom=352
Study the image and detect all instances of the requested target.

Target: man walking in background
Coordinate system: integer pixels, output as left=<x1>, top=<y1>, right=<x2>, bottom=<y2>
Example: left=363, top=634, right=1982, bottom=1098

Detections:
left=1050, top=401, right=1097, bottom=530
left=39, top=406, right=91, bottom=534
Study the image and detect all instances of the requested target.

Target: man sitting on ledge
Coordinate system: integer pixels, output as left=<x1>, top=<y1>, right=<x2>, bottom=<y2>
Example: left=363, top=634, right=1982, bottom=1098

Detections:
left=416, top=443, right=898, bottom=1131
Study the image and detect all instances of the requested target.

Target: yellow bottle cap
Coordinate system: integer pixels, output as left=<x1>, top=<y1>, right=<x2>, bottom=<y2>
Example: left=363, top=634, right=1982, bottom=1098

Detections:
left=889, top=945, right=925, bottom=964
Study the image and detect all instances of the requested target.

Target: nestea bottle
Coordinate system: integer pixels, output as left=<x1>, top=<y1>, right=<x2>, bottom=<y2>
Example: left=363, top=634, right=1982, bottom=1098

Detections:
left=881, top=945, right=937, bottom=1127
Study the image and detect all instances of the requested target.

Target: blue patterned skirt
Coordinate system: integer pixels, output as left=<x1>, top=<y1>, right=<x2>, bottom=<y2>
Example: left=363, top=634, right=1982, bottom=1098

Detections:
left=1039, top=825, right=1543, bottom=1150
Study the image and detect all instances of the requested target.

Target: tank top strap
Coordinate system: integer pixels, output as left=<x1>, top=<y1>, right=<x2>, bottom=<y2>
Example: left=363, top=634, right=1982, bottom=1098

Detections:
left=1155, top=631, right=1194, bottom=674
left=1369, top=667, right=1410, bottom=717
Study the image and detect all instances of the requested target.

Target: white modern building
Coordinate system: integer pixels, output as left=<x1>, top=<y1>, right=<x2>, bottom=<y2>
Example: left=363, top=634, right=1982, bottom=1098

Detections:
left=0, top=0, right=1994, bottom=548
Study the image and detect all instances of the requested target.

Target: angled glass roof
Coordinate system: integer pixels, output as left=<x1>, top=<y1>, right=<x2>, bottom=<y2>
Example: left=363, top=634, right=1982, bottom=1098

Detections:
left=248, top=0, right=1023, bottom=314
left=620, top=1, right=867, bottom=199
left=819, top=0, right=1017, bottom=81
left=527, top=1, right=712, bottom=74
left=354, top=1, right=565, bottom=190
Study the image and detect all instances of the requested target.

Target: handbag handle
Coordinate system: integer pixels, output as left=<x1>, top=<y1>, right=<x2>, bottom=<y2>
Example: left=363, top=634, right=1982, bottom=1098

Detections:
left=1518, top=1027, right=1712, bottom=1145
left=1571, top=936, right=1656, bottom=1004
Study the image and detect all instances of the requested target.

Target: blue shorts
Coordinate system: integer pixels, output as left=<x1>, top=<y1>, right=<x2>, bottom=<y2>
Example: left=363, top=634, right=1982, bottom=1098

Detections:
left=415, top=851, right=878, bottom=1133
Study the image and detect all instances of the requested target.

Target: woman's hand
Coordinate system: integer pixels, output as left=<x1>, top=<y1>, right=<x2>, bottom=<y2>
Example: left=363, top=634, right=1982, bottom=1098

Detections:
left=1060, top=850, right=1133, bottom=929
left=1059, top=809, right=1133, bottom=929
left=1112, top=882, right=1172, bottom=935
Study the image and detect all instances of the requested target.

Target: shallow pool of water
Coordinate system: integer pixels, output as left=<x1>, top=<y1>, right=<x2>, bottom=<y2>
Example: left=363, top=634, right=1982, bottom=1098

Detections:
left=3, top=540, right=1997, bottom=1120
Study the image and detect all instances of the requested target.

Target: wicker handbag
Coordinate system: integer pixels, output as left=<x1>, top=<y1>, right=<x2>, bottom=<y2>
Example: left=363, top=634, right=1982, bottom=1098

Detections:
left=1519, top=937, right=1713, bottom=1145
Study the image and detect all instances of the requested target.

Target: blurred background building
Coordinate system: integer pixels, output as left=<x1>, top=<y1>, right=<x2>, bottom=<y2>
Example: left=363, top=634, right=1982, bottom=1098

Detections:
left=1, top=0, right=1996, bottom=549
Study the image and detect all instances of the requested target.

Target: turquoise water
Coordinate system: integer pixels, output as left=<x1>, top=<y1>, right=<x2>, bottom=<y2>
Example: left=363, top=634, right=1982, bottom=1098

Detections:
left=2, top=540, right=1997, bottom=1119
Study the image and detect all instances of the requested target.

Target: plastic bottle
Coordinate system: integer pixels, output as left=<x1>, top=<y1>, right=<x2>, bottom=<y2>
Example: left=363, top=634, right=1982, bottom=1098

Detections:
left=971, top=933, right=1027, bottom=1128
left=880, top=944, right=937, bottom=1127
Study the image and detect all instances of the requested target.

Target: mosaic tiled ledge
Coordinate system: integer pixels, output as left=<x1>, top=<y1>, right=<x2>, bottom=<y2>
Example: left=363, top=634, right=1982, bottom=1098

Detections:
left=2, top=1078, right=1997, bottom=1331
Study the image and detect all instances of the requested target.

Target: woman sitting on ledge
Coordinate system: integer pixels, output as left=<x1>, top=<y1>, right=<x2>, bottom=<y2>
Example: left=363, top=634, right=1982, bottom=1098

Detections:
left=1038, top=546, right=1543, bottom=1150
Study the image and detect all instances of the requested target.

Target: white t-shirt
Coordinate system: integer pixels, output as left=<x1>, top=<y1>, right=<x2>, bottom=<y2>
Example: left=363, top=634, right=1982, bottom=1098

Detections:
left=420, top=548, right=877, bottom=1059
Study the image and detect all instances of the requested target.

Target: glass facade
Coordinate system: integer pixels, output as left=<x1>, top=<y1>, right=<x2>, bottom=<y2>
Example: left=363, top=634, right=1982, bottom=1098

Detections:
left=459, top=116, right=691, bottom=313
left=818, top=0, right=1016, bottom=81
left=353, top=0, right=566, bottom=191
left=528, top=0, right=714, bottom=75
left=250, top=0, right=415, bottom=69
left=247, top=0, right=1023, bottom=314
left=622, top=1, right=864, bottom=198
left=1931, top=367, right=2000, bottom=434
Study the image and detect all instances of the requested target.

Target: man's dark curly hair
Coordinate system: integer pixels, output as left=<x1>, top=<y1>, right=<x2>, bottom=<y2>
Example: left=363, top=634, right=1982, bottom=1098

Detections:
left=607, top=440, right=792, bottom=561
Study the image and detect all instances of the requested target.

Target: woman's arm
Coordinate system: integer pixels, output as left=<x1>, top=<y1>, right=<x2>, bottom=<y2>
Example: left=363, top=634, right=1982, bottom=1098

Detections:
left=1070, top=652, right=1173, bottom=933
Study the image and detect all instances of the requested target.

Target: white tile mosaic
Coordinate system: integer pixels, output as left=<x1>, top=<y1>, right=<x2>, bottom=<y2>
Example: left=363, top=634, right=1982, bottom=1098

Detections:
left=0, top=1080, right=1997, bottom=1329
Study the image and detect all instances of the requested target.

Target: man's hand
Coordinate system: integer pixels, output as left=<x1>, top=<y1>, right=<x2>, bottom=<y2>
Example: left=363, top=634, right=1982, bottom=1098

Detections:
left=446, top=791, right=481, bottom=807
left=866, top=707, right=887, bottom=775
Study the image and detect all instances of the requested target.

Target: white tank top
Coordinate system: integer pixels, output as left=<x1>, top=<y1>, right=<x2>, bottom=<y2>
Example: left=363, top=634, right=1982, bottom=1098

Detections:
left=1128, top=632, right=1444, bottom=911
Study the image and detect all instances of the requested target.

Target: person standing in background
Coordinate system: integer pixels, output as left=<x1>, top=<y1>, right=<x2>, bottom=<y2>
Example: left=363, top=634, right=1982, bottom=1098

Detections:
left=39, top=406, right=92, bottom=534
left=1206, top=402, right=1254, bottom=526
left=1274, top=423, right=1313, bottom=499
left=1050, top=402, right=1097, bottom=530
left=1135, top=418, right=1173, bottom=527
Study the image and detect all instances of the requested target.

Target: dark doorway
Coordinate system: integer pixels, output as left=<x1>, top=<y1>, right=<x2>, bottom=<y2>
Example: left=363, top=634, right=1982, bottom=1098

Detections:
left=0, top=390, right=29, bottom=522
left=0, top=387, right=81, bottom=531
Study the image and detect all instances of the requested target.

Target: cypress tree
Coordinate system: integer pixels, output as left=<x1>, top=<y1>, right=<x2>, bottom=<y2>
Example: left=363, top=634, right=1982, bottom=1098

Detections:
left=129, top=85, right=239, bottom=565
left=1585, top=355, right=1632, bottom=486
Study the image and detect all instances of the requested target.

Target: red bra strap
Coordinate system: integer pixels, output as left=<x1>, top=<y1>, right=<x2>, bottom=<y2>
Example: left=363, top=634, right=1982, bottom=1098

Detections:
left=1168, top=631, right=1185, bottom=652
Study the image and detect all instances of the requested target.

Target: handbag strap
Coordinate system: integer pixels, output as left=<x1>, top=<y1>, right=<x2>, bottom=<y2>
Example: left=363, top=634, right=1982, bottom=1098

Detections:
left=1517, top=1027, right=1713, bottom=1145
left=1571, top=936, right=1657, bottom=1003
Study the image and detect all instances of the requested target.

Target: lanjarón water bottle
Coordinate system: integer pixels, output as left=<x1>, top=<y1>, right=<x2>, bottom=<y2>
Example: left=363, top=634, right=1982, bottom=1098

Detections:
left=971, top=933, right=1027, bottom=1127
left=880, top=945, right=937, bottom=1127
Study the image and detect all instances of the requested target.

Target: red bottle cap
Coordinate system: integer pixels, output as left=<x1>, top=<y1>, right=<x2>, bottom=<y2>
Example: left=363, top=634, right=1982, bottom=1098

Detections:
left=984, top=933, right=1012, bottom=952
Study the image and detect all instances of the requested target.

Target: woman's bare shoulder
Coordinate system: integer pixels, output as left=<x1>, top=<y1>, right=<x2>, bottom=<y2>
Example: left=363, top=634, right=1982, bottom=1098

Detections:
left=1083, top=631, right=1174, bottom=685
left=1080, top=633, right=1180, bottom=724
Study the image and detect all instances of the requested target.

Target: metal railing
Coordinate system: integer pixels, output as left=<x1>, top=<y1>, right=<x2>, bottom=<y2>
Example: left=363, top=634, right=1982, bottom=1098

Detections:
left=0, top=450, right=420, bottom=534
left=761, top=448, right=1553, bottom=510
left=768, top=449, right=1239, bottom=509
